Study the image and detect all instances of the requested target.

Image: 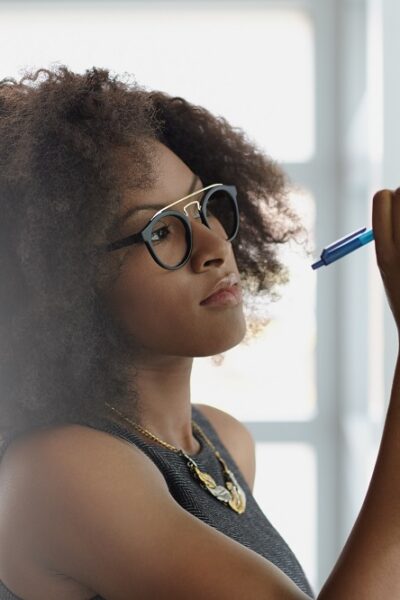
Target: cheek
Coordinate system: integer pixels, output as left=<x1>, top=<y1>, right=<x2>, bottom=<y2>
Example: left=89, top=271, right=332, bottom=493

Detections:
left=110, top=270, right=187, bottom=348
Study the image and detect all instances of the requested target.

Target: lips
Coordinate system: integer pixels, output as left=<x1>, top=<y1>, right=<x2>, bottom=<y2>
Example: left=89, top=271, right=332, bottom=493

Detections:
left=200, top=273, right=241, bottom=305
left=200, top=284, right=243, bottom=306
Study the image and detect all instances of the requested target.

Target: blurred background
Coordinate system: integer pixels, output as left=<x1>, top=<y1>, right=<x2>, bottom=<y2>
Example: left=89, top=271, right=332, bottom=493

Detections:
left=1, top=0, right=400, bottom=593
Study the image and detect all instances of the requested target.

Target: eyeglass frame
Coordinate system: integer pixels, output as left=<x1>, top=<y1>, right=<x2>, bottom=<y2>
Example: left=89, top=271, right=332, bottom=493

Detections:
left=105, top=183, right=239, bottom=270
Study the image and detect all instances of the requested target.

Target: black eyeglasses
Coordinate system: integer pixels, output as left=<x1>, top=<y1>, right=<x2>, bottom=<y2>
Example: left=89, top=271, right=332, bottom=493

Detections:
left=105, top=183, right=239, bottom=270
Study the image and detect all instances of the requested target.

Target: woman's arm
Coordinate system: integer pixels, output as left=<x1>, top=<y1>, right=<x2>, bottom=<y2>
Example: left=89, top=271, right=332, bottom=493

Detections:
left=318, top=351, right=400, bottom=598
left=318, top=188, right=400, bottom=599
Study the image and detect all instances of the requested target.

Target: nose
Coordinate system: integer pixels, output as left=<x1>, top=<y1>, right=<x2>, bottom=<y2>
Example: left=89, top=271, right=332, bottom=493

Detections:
left=189, top=214, right=232, bottom=271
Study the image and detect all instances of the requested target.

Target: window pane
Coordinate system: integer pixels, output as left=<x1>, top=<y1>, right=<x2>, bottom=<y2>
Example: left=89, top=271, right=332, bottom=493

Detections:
left=0, top=4, right=315, bottom=162
left=192, top=188, right=316, bottom=421
left=253, top=443, right=317, bottom=592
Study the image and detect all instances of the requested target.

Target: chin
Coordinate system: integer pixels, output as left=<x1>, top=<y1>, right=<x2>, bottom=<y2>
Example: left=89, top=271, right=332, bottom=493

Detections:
left=194, top=320, right=247, bottom=357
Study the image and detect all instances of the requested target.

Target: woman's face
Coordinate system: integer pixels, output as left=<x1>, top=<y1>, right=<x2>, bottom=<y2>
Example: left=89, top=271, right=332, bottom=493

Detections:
left=107, top=140, right=247, bottom=360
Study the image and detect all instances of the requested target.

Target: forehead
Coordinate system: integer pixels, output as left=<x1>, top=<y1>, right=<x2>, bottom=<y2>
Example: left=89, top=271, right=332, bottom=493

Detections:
left=118, top=141, right=203, bottom=221
left=116, top=142, right=204, bottom=229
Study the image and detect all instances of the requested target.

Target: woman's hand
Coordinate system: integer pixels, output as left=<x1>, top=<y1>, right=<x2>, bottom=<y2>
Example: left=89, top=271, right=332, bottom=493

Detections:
left=373, top=188, right=400, bottom=333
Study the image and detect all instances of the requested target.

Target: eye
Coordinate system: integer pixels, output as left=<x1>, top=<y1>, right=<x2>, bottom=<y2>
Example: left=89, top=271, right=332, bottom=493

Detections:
left=151, top=225, right=171, bottom=244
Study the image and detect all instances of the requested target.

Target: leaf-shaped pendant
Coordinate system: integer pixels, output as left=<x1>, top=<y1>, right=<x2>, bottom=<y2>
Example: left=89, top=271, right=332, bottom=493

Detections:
left=224, top=468, right=246, bottom=513
left=186, top=458, right=245, bottom=513
left=194, top=468, right=218, bottom=488
left=182, top=446, right=246, bottom=514
left=226, top=480, right=246, bottom=514
left=206, top=482, right=234, bottom=503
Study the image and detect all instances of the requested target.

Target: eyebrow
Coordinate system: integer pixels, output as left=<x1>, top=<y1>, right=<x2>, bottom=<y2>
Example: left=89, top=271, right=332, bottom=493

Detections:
left=119, top=174, right=201, bottom=226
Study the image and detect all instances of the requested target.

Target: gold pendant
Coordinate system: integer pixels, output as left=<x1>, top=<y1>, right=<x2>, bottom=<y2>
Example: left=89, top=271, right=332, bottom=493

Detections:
left=225, top=468, right=247, bottom=514
left=185, top=456, right=246, bottom=514
left=216, top=452, right=247, bottom=514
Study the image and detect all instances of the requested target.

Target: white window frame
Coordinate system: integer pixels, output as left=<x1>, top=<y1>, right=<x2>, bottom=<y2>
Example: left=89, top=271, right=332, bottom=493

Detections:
left=241, top=0, right=385, bottom=592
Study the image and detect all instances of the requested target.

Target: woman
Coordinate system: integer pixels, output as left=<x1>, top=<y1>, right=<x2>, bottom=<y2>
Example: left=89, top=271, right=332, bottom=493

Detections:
left=0, top=66, right=398, bottom=599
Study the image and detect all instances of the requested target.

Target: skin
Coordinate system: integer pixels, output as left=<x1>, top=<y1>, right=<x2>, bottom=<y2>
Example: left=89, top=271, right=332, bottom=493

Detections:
left=105, top=140, right=247, bottom=454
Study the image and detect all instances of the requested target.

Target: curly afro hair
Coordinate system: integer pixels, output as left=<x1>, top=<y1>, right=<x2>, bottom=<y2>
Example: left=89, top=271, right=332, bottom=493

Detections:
left=0, top=65, right=309, bottom=453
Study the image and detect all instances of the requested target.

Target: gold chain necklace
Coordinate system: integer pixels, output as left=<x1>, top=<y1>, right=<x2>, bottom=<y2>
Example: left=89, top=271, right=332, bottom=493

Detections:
left=105, top=402, right=246, bottom=514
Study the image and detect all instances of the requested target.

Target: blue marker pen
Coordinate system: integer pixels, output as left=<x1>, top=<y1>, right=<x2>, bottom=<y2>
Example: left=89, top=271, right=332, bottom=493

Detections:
left=312, top=227, right=375, bottom=270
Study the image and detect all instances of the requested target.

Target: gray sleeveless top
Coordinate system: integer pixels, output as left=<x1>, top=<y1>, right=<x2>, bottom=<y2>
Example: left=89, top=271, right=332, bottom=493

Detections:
left=0, top=406, right=314, bottom=599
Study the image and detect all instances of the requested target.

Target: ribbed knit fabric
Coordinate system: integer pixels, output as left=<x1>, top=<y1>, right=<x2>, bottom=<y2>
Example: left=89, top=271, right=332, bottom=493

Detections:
left=0, top=405, right=314, bottom=599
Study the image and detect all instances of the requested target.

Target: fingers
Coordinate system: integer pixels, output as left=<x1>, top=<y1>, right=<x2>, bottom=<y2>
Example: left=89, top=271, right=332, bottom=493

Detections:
left=373, top=188, right=400, bottom=328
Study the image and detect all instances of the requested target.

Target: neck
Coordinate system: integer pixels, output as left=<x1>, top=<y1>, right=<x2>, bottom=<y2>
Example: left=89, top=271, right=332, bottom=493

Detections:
left=116, top=354, right=200, bottom=454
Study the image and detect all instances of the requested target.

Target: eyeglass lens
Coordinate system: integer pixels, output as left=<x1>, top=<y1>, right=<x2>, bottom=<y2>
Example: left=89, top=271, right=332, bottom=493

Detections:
left=150, top=188, right=237, bottom=269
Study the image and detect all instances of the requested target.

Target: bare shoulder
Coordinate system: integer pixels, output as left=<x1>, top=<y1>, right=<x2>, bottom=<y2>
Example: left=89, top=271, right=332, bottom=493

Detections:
left=194, top=402, right=250, bottom=434
left=193, top=403, right=256, bottom=492
left=0, top=424, right=167, bottom=600
left=0, top=422, right=164, bottom=490
left=0, top=422, right=168, bottom=507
